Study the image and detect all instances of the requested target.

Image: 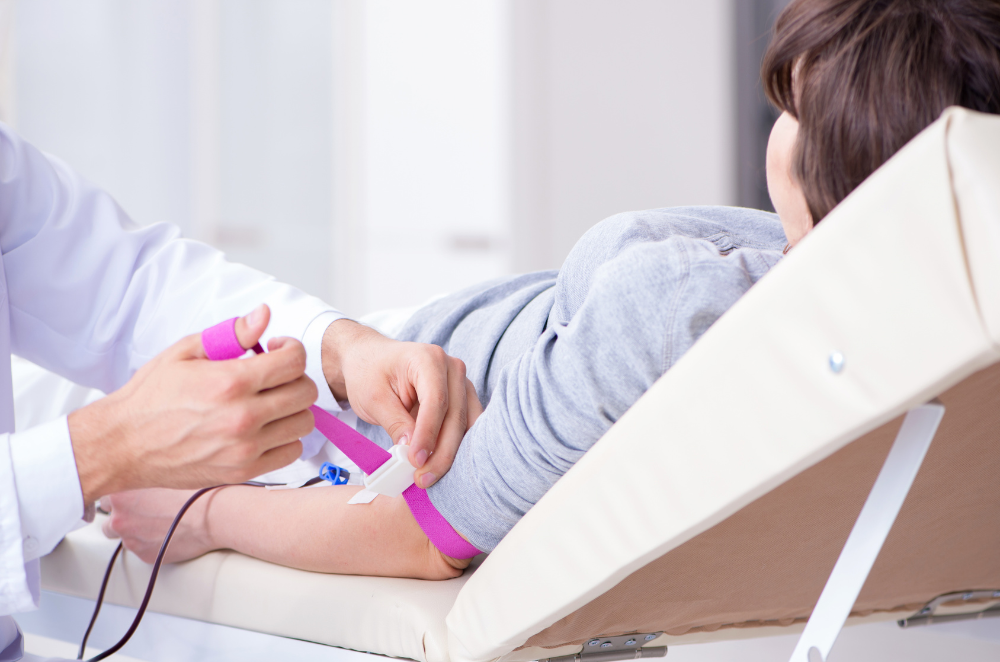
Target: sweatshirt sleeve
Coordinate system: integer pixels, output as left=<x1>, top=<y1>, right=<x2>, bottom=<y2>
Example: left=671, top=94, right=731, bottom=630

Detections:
left=427, top=239, right=761, bottom=552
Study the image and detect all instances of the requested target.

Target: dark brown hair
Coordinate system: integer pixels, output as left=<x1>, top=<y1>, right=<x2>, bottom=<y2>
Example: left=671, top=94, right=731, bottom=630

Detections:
left=762, top=0, right=1000, bottom=223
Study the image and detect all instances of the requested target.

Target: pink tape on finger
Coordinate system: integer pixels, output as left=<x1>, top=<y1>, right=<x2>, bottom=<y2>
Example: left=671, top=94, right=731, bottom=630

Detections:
left=202, top=318, right=247, bottom=360
left=202, top=315, right=482, bottom=559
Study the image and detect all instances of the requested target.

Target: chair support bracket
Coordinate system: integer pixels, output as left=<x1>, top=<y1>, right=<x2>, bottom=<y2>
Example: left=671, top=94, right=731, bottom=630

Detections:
left=789, top=400, right=945, bottom=662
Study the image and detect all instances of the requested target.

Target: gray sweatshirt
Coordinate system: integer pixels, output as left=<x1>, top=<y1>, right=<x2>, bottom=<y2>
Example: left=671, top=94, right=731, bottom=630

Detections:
left=356, top=206, right=786, bottom=552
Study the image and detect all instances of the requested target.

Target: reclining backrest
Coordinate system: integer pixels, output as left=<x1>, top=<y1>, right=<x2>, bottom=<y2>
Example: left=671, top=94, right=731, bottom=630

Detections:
left=445, top=107, right=1000, bottom=662
left=519, top=362, right=1000, bottom=646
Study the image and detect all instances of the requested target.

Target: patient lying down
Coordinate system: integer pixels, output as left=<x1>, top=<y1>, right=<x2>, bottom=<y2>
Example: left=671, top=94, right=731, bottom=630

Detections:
left=102, top=0, right=1000, bottom=579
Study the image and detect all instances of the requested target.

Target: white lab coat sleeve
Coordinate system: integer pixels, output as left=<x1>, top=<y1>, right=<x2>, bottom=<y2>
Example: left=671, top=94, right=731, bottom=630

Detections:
left=0, top=121, right=347, bottom=392
left=302, top=310, right=345, bottom=412
left=0, top=122, right=349, bottom=616
left=8, top=418, right=82, bottom=563
left=0, top=436, right=35, bottom=615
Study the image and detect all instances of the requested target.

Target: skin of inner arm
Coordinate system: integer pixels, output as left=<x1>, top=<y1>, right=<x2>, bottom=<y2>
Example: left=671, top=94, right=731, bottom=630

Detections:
left=105, top=475, right=470, bottom=580
left=205, top=485, right=469, bottom=580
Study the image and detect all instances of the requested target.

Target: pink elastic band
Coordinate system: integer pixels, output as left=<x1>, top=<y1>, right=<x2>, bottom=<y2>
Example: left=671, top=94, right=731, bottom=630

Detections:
left=201, top=317, right=482, bottom=559
left=402, top=484, right=481, bottom=559
left=310, top=405, right=390, bottom=476
left=201, top=317, right=264, bottom=359
left=312, top=405, right=480, bottom=558
left=202, top=318, right=247, bottom=360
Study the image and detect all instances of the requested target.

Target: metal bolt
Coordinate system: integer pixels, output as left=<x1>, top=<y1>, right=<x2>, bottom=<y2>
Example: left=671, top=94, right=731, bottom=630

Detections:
left=587, top=640, right=601, bottom=647
left=963, top=592, right=974, bottom=600
left=644, top=634, right=657, bottom=641
left=600, top=642, right=613, bottom=649
left=994, top=591, right=1000, bottom=598
left=829, top=351, right=845, bottom=373
left=625, top=640, right=637, bottom=646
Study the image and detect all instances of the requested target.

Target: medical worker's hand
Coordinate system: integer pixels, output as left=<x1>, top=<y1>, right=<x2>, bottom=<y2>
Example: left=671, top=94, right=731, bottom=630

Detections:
left=321, top=320, right=483, bottom=489
left=70, top=305, right=315, bottom=504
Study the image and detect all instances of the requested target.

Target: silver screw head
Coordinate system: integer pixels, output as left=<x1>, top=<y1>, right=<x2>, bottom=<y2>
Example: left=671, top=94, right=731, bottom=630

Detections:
left=600, top=642, right=613, bottom=648
left=644, top=634, right=657, bottom=641
left=587, top=640, right=600, bottom=647
left=625, top=640, right=637, bottom=646
left=828, top=351, right=845, bottom=373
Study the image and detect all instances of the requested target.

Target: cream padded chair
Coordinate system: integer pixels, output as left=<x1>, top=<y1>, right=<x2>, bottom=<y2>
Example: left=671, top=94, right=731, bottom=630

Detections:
left=41, top=106, right=1000, bottom=662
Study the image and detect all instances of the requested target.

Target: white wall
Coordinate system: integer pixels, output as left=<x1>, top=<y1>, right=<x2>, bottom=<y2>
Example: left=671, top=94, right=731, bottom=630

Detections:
left=343, top=0, right=738, bottom=311
left=510, top=0, right=736, bottom=271
left=214, top=0, right=334, bottom=303
left=10, top=0, right=335, bottom=302
left=3, top=0, right=737, bottom=317
left=14, top=0, right=195, bottom=234
left=334, top=0, right=512, bottom=315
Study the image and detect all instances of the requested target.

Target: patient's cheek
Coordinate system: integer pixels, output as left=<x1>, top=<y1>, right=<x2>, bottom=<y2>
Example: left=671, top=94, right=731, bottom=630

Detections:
left=766, top=111, right=813, bottom=245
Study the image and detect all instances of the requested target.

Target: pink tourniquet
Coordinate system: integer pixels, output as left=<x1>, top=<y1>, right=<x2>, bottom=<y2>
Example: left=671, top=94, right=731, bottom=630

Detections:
left=201, top=317, right=481, bottom=559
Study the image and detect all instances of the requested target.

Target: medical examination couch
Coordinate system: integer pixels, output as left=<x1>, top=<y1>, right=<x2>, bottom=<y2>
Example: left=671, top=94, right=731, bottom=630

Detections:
left=38, top=106, right=1000, bottom=662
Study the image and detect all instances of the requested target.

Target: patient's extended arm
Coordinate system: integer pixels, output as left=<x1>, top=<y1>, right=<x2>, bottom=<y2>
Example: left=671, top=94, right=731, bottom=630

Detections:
left=102, top=485, right=470, bottom=580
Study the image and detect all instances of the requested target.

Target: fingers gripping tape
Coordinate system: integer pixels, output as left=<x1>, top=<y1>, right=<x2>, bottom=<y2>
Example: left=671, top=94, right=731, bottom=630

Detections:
left=200, top=317, right=482, bottom=559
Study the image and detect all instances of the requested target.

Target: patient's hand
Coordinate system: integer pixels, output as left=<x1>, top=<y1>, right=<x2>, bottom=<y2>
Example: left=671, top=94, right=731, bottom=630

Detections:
left=102, top=485, right=472, bottom=580
left=101, top=489, right=213, bottom=564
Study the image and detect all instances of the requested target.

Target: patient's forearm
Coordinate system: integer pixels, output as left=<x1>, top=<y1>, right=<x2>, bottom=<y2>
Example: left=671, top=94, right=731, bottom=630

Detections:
left=205, top=485, right=468, bottom=580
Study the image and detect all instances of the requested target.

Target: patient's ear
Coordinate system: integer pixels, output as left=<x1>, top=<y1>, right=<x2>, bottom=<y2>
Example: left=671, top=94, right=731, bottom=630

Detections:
left=766, top=112, right=813, bottom=246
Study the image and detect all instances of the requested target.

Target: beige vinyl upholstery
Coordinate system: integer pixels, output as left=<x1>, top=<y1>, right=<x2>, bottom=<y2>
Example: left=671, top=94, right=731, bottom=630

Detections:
left=43, top=518, right=478, bottom=662
left=517, top=362, right=1000, bottom=650
left=445, top=107, right=1000, bottom=662
left=40, top=107, right=1000, bottom=662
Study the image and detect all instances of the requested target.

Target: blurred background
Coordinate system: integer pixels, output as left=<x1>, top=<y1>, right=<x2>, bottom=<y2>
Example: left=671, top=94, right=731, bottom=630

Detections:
left=0, top=0, right=789, bottom=318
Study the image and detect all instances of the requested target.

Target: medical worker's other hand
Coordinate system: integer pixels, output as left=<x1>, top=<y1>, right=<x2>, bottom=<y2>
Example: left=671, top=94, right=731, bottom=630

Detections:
left=322, top=320, right=483, bottom=489
left=69, top=305, right=316, bottom=504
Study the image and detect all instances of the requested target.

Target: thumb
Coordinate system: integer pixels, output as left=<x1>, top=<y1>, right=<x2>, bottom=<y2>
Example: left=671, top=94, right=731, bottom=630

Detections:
left=174, top=303, right=271, bottom=361
left=233, top=304, right=270, bottom=350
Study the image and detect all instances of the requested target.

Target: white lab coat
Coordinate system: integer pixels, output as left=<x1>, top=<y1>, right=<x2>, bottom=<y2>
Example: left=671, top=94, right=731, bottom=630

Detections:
left=0, top=122, right=345, bottom=655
